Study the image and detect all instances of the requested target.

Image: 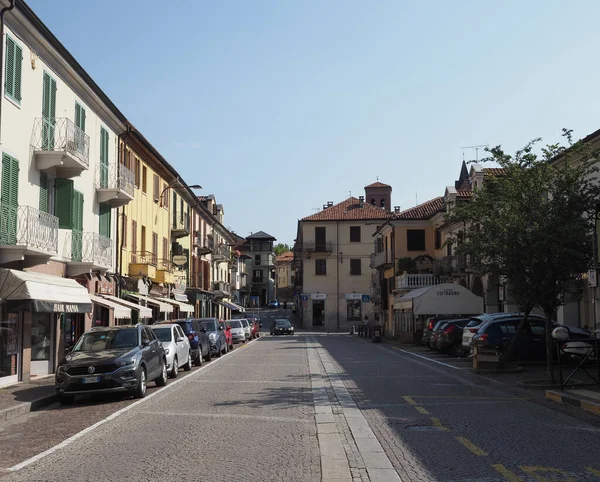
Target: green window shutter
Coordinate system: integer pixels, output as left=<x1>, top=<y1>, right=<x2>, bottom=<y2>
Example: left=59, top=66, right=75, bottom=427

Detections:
left=54, top=178, right=74, bottom=228
left=4, top=36, right=21, bottom=102
left=13, top=43, right=22, bottom=102
left=74, top=191, right=84, bottom=231
left=99, top=203, right=111, bottom=238
left=1, top=154, right=19, bottom=245
left=75, top=104, right=80, bottom=127
left=42, top=73, right=50, bottom=119
left=39, top=172, right=48, bottom=213
left=81, top=108, right=86, bottom=132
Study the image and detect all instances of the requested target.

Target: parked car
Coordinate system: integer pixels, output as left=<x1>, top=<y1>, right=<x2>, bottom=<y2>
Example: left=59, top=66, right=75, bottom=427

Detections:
left=197, top=318, right=228, bottom=357
left=270, top=319, right=294, bottom=335
left=150, top=324, right=192, bottom=378
left=240, top=319, right=252, bottom=340
left=227, top=319, right=247, bottom=344
left=219, top=320, right=234, bottom=351
left=435, top=318, right=471, bottom=356
left=232, top=313, right=262, bottom=328
left=461, top=313, right=514, bottom=354
left=429, top=320, right=451, bottom=350
left=156, top=319, right=210, bottom=365
left=55, top=325, right=167, bottom=404
left=268, top=299, right=280, bottom=308
left=248, top=319, right=260, bottom=339
left=421, top=316, right=458, bottom=347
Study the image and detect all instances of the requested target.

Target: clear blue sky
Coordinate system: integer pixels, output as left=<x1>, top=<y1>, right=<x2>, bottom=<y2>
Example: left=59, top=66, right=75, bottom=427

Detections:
left=27, top=0, right=600, bottom=246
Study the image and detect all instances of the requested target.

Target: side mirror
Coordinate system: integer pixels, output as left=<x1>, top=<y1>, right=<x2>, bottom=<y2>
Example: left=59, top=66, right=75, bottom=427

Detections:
left=65, top=346, right=73, bottom=354
left=142, top=339, right=150, bottom=346
left=176, top=336, right=184, bottom=342
left=218, top=326, right=223, bottom=331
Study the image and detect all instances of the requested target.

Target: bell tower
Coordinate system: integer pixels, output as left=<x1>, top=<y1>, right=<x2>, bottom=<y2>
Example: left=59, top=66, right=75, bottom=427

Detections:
left=364, top=181, right=392, bottom=212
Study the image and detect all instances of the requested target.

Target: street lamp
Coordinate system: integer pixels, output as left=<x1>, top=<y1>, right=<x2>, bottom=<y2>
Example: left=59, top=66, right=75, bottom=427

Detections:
left=159, top=181, right=203, bottom=207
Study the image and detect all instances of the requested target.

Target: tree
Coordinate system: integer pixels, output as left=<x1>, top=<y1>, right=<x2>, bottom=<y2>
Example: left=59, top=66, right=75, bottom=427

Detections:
left=449, top=129, right=600, bottom=382
left=273, top=243, right=290, bottom=256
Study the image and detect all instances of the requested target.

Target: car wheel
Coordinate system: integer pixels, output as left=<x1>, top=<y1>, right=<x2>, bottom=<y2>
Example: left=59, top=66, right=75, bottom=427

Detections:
left=170, top=357, right=178, bottom=378
left=156, top=360, right=168, bottom=387
left=58, top=394, right=74, bottom=405
left=229, top=342, right=234, bottom=351
left=134, top=368, right=147, bottom=399
left=205, top=345, right=212, bottom=362
left=216, top=343, right=222, bottom=357
left=451, top=344, right=464, bottom=358
left=183, top=352, right=193, bottom=371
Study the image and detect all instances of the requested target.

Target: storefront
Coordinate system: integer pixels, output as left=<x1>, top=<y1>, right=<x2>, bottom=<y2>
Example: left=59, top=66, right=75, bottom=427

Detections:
left=345, top=294, right=363, bottom=324
left=214, top=299, right=245, bottom=318
left=311, top=293, right=326, bottom=326
left=123, top=293, right=174, bottom=322
left=186, top=289, right=213, bottom=318
left=155, top=297, right=194, bottom=319
left=97, top=295, right=152, bottom=325
left=90, top=295, right=132, bottom=327
left=0, top=269, right=92, bottom=386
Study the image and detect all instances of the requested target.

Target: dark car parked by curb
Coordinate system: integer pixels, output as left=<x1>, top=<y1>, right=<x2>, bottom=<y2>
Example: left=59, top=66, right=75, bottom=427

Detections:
left=155, top=319, right=210, bottom=365
left=197, top=318, right=228, bottom=357
left=435, top=318, right=471, bottom=356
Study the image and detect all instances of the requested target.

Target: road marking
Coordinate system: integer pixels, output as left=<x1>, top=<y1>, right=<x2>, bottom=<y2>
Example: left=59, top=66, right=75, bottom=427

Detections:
left=414, top=406, right=430, bottom=415
left=431, top=418, right=449, bottom=431
left=492, top=464, right=524, bottom=482
left=402, top=396, right=417, bottom=405
left=393, top=348, right=461, bottom=369
left=520, top=466, right=576, bottom=482
left=456, top=436, right=487, bottom=456
left=9, top=338, right=259, bottom=472
left=138, top=410, right=311, bottom=423
left=586, top=467, right=600, bottom=476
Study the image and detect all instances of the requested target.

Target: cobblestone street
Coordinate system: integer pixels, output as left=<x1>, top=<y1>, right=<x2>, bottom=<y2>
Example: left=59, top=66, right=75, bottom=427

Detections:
left=1, top=325, right=599, bottom=481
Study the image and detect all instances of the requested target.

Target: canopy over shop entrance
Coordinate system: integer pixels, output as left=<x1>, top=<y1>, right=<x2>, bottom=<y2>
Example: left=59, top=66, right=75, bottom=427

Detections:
left=394, top=283, right=484, bottom=315
left=98, top=295, right=152, bottom=319
left=90, top=294, right=131, bottom=319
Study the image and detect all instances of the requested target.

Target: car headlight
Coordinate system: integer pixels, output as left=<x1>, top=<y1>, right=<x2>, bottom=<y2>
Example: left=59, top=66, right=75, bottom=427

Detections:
left=164, top=348, right=170, bottom=355
left=57, top=365, right=67, bottom=374
left=209, top=333, right=217, bottom=341
left=116, top=359, right=136, bottom=367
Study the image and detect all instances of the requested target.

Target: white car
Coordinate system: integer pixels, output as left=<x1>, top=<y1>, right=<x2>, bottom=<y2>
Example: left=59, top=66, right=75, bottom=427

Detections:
left=227, top=319, right=247, bottom=344
left=239, top=319, right=252, bottom=340
left=151, top=324, right=192, bottom=378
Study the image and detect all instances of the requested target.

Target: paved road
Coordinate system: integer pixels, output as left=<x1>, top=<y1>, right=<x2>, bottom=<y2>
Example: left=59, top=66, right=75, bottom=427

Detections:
left=1, top=316, right=599, bottom=481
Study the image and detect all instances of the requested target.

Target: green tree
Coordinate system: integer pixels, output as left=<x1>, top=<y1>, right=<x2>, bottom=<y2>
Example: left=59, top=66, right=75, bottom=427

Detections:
left=449, top=130, right=600, bottom=382
left=273, top=243, right=290, bottom=256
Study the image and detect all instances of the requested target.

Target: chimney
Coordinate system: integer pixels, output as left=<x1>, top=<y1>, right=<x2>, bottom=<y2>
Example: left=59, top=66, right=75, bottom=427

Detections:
left=327, top=201, right=333, bottom=207
left=394, top=206, right=400, bottom=213
left=323, top=204, right=328, bottom=210
left=359, top=196, right=364, bottom=208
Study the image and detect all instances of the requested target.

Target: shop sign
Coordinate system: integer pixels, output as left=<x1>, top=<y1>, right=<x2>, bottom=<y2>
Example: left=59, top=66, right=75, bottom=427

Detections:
left=345, top=293, right=362, bottom=300
left=311, top=293, right=327, bottom=300
left=172, top=255, right=188, bottom=266
left=53, top=303, right=83, bottom=313
left=435, top=288, right=461, bottom=296
left=589, top=269, right=597, bottom=288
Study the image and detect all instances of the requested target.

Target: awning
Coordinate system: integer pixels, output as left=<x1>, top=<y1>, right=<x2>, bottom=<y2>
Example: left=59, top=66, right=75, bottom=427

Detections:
left=0, top=268, right=92, bottom=313
left=98, top=294, right=152, bottom=319
left=155, top=297, right=194, bottom=314
left=173, top=293, right=189, bottom=303
left=394, top=283, right=484, bottom=315
left=90, top=294, right=131, bottom=319
left=214, top=299, right=245, bottom=312
left=124, top=293, right=174, bottom=314
left=227, top=300, right=245, bottom=312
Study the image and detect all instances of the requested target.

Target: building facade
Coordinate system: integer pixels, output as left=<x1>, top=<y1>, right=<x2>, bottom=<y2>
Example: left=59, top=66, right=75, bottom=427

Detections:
left=275, top=251, right=294, bottom=302
left=244, top=231, right=276, bottom=306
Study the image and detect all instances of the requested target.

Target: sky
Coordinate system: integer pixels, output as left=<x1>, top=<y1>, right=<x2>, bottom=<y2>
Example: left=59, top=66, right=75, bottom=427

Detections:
left=27, top=0, right=600, bottom=246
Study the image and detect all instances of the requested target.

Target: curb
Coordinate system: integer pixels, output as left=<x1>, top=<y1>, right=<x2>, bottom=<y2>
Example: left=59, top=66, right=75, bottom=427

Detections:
left=0, top=393, right=58, bottom=424
left=546, top=390, right=600, bottom=417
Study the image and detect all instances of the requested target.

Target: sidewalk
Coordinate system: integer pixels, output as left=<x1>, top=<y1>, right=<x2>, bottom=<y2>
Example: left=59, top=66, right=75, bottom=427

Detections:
left=0, top=376, right=57, bottom=423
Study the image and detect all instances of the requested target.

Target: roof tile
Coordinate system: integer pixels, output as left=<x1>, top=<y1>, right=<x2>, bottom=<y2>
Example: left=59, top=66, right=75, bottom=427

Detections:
left=394, top=197, right=445, bottom=220
left=365, top=181, right=391, bottom=189
left=301, top=197, right=392, bottom=222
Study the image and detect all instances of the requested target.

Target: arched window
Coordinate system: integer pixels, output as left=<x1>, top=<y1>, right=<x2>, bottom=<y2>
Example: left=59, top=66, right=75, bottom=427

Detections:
left=380, top=199, right=385, bottom=208
left=371, top=199, right=376, bottom=205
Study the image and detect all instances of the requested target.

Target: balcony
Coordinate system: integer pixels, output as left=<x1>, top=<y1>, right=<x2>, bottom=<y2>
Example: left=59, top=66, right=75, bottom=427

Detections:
left=252, top=277, right=265, bottom=283
left=0, top=204, right=59, bottom=264
left=395, top=273, right=445, bottom=290
left=213, top=244, right=229, bottom=262
left=171, top=213, right=190, bottom=239
left=298, top=241, right=334, bottom=253
left=456, top=253, right=479, bottom=272
left=370, top=250, right=394, bottom=269
left=129, top=251, right=157, bottom=279
left=253, top=257, right=275, bottom=267
left=194, top=234, right=213, bottom=255
left=213, top=281, right=231, bottom=297
left=155, top=258, right=175, bottom=284
left=96, top=163, right=135, bottom=208
left=64, top=232, right=112, bottom=276
left=31, top=118, right=90, bottom=178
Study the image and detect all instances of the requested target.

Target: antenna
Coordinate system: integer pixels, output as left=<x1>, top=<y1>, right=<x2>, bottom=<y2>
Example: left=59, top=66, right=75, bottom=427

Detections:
left=348, top=190, right=352, bottom=197
left=460, top=144, right=489, bottom=162
left=376, top=175, right=379, bottom=181
left=415, top=191, right=418, bottom=206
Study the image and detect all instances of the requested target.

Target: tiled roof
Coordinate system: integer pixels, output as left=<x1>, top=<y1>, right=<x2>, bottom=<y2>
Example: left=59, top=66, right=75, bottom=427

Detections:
left=483, top=168, right=505, bottom=176
left=456, top=190, right=473, bottom=198
left=247, top=230, right=276, bottom=240
left=393, top=197, right=445, bottom=220
left=276, top=251, right=294, bottom=263
left=301, top=197, right=392, bottom=222
left=365, top=181, right=391, bottom=189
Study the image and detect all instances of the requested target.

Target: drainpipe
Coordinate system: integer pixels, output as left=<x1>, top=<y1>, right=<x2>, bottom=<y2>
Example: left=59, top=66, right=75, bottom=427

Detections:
left=336, top=221, right=340, bottom=331
left=0, top=0, right=16, bottom=146
left=116, top=125, right=131, bottom=297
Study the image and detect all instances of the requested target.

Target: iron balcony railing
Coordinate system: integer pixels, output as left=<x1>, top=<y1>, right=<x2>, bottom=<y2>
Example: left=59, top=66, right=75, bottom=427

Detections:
left=173, top=212, right=190, bottom=231
left=64, top=232, right=112, bottom=267
left=156, top=258, right=172, bottom=271
left=31, top=117, right=90, bottom=167
left=214, top=281, right=231, bottom=293
left=298, top=241, right=334, bottom=252
left=370, top=250, right=393, bottom=268
left=131, top=250, right=157, bottom=265
left=96, top=163, right=135, bottom=198
left=0, top=203, right=59, bottom=254
left=213, top=244, right=229, bottom=259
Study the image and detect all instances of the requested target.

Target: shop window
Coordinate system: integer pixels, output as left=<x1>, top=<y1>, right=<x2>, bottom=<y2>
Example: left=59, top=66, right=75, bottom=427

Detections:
left=312, top=300, right=325, bottom=326
left=347, top=300, right=361, bottom=321
left=407, top=229, right=426, bottom=251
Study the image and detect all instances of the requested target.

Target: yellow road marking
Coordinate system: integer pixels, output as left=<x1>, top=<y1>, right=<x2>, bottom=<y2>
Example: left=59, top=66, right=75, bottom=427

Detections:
left=456, top=436, right=488, bottom=456
left=403, top=395, right=531, bottom=401
left=586, top=467, right=600, bottom=477
left=414, top=406, right=430, bottom=415
left=520, top=466, right=575, bottom=482
left=492, top=464, right=524, bottom=482
left=402, top=396, right=417, bottom=405
left=431, top=418, right=449, bottom=431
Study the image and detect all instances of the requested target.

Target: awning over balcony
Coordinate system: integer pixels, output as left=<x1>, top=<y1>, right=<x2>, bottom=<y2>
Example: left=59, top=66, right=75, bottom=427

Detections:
left=0, top=268, right=92, bottom=313
left=124, top=293, right=174, bottom=314
left=214, top=299, right=245, bottom=312
left=98, top=295, right=152, bottom=319
left=90, top=294, right=131, bottom=319
left=393, top=283, right=484, bottom=315
left=155, top=297, right=194, bottom=314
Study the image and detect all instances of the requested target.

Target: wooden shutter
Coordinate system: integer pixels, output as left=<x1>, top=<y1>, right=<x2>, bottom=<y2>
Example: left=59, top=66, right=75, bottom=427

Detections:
left=123, top=213, right=127, bottom=247
left=163, top=183, right=169, bottom=208
left=1, top=154, right=19, bottom=244
left=99, top=203, right=111, bottom=238
left=5, top=36, right=22, bottom=102
left=153, top=174, right=159, bottom=201
left=39, top=172, right=48, bottom=213
left=152, top=232, right=158, bottom=263
left=163, top=237, right=168, bottom=260
left=132, top=220, right=138, bottom=257
left=54, top=178, right=74, bottom=228
left=73, top=191, right=84, bottom=231
left=99, top=128, right=109, bottom=188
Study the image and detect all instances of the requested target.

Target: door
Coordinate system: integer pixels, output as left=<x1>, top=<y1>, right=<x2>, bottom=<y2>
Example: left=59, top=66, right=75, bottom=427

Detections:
left=41, top=73, right=56, bottom=151
left=312, top=300, right=325, bottom=326
left=175, top=326, right=187, bottom=365
left=147, top=327, right=162, bottom=378
left=30, top=313, right=53, bottom=375
left=140, top=327, right=155, bottom=377
left=315, top=227, right=326, bottom=251
left=1, top=154, right=19, bottom=245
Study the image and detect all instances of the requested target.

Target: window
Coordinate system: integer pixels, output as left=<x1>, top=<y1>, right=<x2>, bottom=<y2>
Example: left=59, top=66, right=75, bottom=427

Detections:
left=180, top=198, right=184, bottom=222
left=123, top=214, right=127, bottom=247
left=141, top=328, right=150, bottom=344
left=347, top=300, right=361, bottom=321
left=153, top=174, right=159, bottom=202
left=163, top=237, right=168, bottom=259
left=255, top=254, right=261, bottom=265
left=142, top=166, right=147, bottom=194
left=141, top=225, right=146, bottom=252
left=380, top=199, right=385, bottom=209
left=315, top=259, right=327, bottom=275
left=350, top=259, right=361, bottom=275
left=152, top=232, right=158, bottom=262
left=135, top=157, right=141, bottom=187
left=4, top=35, right=22, bottom=103
left=131, top=220, right=138, bottom=256
left=54, top=178, right=74, bottom=228
left=407, top=229, right=426, bottom=251
left=99, top=203, right=111, bottom=238
left=350, top=226, right=361, bottom=243
left=163, top=182, right=169, bottom=208
left=435, top=229, right=442, bottom=250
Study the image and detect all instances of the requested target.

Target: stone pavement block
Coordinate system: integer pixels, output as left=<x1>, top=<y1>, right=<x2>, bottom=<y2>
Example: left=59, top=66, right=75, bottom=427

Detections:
left=321, top=459, right=352, bottom=479
left=316, top=413, right=336, bottom=423
left=318, top=433, right=347, bottom=460
left=363, top=451, right=394, bottom=470
left=315, top=405, right=333, bottom=414
left=367, top=468, right=402, bottom=482
left=345, top=416, right=370, bottom=431
left=317, top=422, right=338, bottom=434
left=349, top=425, right=376, bottom=439
left=354, top=437, right=385, bottom=454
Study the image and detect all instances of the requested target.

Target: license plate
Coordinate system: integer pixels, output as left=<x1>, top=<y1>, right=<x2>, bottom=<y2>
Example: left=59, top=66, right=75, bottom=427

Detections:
left=82, top=376, right=100, bottom=384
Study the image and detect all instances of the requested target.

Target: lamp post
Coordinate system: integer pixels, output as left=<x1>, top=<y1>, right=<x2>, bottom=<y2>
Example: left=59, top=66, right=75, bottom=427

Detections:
left=159, top=182, right=202, bottom=207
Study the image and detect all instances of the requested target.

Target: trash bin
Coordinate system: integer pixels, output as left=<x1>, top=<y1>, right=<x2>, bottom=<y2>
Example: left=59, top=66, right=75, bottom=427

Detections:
left=372, top=324, right=383, bottom=343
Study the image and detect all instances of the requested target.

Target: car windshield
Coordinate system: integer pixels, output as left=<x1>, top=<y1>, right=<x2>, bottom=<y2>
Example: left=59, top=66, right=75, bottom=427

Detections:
left=200, top=320, right=218, bottom=331
left=240, top=320, right=249, bottom=327
left=228, top=320, right=242, bottom=328
left=152, top=328, right=173, bottom=342
left=73, top=329, right=138, bottom=352
left=276, top=320, right=291, bottom=327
